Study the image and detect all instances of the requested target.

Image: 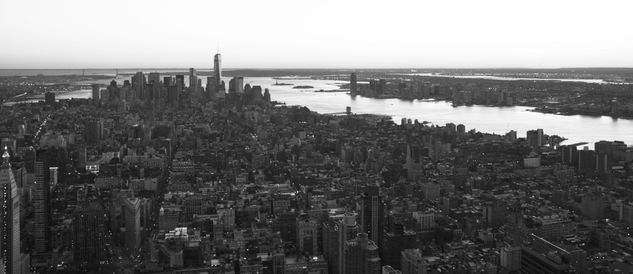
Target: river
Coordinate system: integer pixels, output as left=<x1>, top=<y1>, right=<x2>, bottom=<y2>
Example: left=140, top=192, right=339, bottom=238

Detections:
left=7, top=76, right=633, bottom=148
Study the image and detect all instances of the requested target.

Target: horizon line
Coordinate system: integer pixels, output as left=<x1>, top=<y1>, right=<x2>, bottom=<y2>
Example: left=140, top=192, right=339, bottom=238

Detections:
left=2, top=66, right=633, bottom=71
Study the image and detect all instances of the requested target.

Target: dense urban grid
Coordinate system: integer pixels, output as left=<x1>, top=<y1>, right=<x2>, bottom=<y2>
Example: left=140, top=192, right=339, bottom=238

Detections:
left=2, top=55, right=633, bottom=274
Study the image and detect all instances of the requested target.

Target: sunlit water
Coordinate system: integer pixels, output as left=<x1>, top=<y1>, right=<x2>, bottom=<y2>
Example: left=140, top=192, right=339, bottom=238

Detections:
left=7, top=76, right=633, bottom=147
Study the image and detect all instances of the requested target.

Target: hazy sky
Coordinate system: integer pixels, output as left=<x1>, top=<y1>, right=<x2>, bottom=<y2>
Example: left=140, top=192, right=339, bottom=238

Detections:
left=0, top=0, right=632, bottom=69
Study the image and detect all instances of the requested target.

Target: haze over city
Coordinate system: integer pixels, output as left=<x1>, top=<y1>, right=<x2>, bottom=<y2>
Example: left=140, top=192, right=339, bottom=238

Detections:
left=5, top=0, right=633, bottom=273
left=1, top=0, right=632, bottom=69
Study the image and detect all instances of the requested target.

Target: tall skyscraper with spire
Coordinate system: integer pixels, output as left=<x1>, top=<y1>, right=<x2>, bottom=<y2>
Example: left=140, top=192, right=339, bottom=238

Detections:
left=0, top=148, right=20, bottom=274
left=214, top=53, right=222, bottom=87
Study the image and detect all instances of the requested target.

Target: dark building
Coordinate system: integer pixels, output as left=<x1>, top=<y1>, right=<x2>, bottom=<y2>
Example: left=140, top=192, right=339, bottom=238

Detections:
left=527, top=129, right=544, bottom=148
left=175, top=75, right=185, bottom=91
left=73, top=201, right=108, bottom=269
left=360, top=186, right=383, bottom=249
left=577, top=148, right=596, bottom=173
left=33, top=160, right=51, bottom=262
left=350, top=73, right=358, bottom=95
left=344, top=233, right=381, bottom=274
left=0, top=150, right=20, bottom=274
left=380, top=224, right=420, bottom=269
left=44, top=92, right=55, bottom=105
left=322, top=214, right=358, bottom=274
left=132, top=72, right=146, bottom=100
left=85, top=119, right=104, bottom=144
left=561, top=145, right=578, bottom=166
left=214, top=53, right=222, bottom=87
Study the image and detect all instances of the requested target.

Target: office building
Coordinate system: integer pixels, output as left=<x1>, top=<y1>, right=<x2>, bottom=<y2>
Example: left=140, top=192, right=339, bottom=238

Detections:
left=73, top=201, right=108, bottom=269
left=124, top=198, right=142, bottom=254
left=85, top=119, right=104, bottom=145
left=33, top=160, right=51, bottom=261
left=577, top=147, right=596, bottom=173
left=350, top=73, right=358, bottom=95
left=323, top=213, right=358, bottom=274
left=48, top=167, right=58, bottom=186
left=296, top=214, right=319, bottom=255
left=91, top=84, right=100, bottom=105
left=360, top=186, right=383, bottom=250
left=214, top=53, right=222, bottom=87
left=401, top=249, right=426, bottom=274
left=344, top=233, right=381, bottom=274
left=132, top=72, right=146, bottom=100
left=175, top=75, right=185, bottom=90
left=229, top=76, right=244, bottom=94
left=44, top=92, right=55, bottom=105
left=0, top=149, right=20, bottom=274
left=500, top=246, right=521, bottom=272
left=189, top=68, right=198, bottom=92
left=527, top=129, right=544, bottom=148
left=148, top=72, right=161, bottom=102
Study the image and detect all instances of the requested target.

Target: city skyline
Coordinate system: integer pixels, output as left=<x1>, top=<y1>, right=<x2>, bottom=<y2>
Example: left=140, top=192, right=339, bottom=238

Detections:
left=1, top=0, right=633, bottom=69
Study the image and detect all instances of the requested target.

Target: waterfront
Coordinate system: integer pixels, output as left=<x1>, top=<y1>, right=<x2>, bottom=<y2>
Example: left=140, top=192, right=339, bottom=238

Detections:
left=8, top=76, right=633, bottom=147
left=399, top=72, right=632, bottom=84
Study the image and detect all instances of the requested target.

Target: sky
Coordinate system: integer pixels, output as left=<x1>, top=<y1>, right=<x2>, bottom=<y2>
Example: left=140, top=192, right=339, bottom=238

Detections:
left=0, top=0, right=632, bottom=69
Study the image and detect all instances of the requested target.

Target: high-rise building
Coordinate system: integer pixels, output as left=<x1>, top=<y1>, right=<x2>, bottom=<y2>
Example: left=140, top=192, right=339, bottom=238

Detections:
left=350, top=73, right=358, bottom=95
left=123, top=198, right=141, bottom=254
left=175, top=75, right=185, bottom=91
left=167, top=85, right=180, bottom=107
left=48, top=167, right=58, bottom=186
left=189, top=68, right=198, bottom=92
left=132, top=72, right=146, bottom=100
left=323, top=213, right=358, bottom=274
left=406, top=144, right=426, bottom=180
left=214, top=53, right=222, bottom=87
left=85, top=119, right=104, bottom=145
left=44, top=92, right=55, bottom=105
left=344, top=233, right=381, bottom=274
left=33, top=160, right=51, bottom=261
left=73, top=201, right=108, bottom=269
left=0, top=149, right=20, bottom=274
left=526, top=129, right=544, bottom=148
left=205, top=76, right=217, bottom=97
left=296, top=214, right=319, bottom=255
left=561, top=145, right=579, bottom=166
left=91, top=84, right=101, bottom=105
left=400, top=249, right=426, bottom=274
left=360, top=186, right=383, bottom=250
left=163, top=76, right=173, bottom=87
left=578, top=147, right=596, bottom=173
left=500, top=246, right=521, bottom=272
left=148, top=72, right=161, bottom=102
left=229, top=77, right=244, bottom=94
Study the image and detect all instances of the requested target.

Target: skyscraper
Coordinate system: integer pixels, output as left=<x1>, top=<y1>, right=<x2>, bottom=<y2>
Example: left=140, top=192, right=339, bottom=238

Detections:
left=91, top=84, right=101, bottom=105
left=214, top=53, right=222, bottom=87
left=526, top=128, right=544, bottom=148
left=33, top=160, right=51, bottom=261
left=132, top=72, right=145, bottom=100
left=48, top=167, right=58, bottom=186
left=228, top=77, right=244, bottom=94
left=360, top=186, right=383, bottom=247
left=148, top=72, right=161, bottom=103
left=323, top=213, right=358, bottom=274
left=123, top=198, right=141, bottom=254
left=189, top=68, right=198, bottom=92
left=73, top=201, right=108, bottom=269
left=44, top=92, right=55, bottom=105
left=344, top=233, right=381, bottom=274
left=0, top=149, right=20, bottom=274
left=85, top=119, right=104, bottom=145
left=350, top=73, right=358, bottom=95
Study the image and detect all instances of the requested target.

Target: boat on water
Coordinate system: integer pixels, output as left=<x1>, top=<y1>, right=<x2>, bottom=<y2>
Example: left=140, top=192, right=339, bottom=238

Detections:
left=273, top=80, right=294, bottom=86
